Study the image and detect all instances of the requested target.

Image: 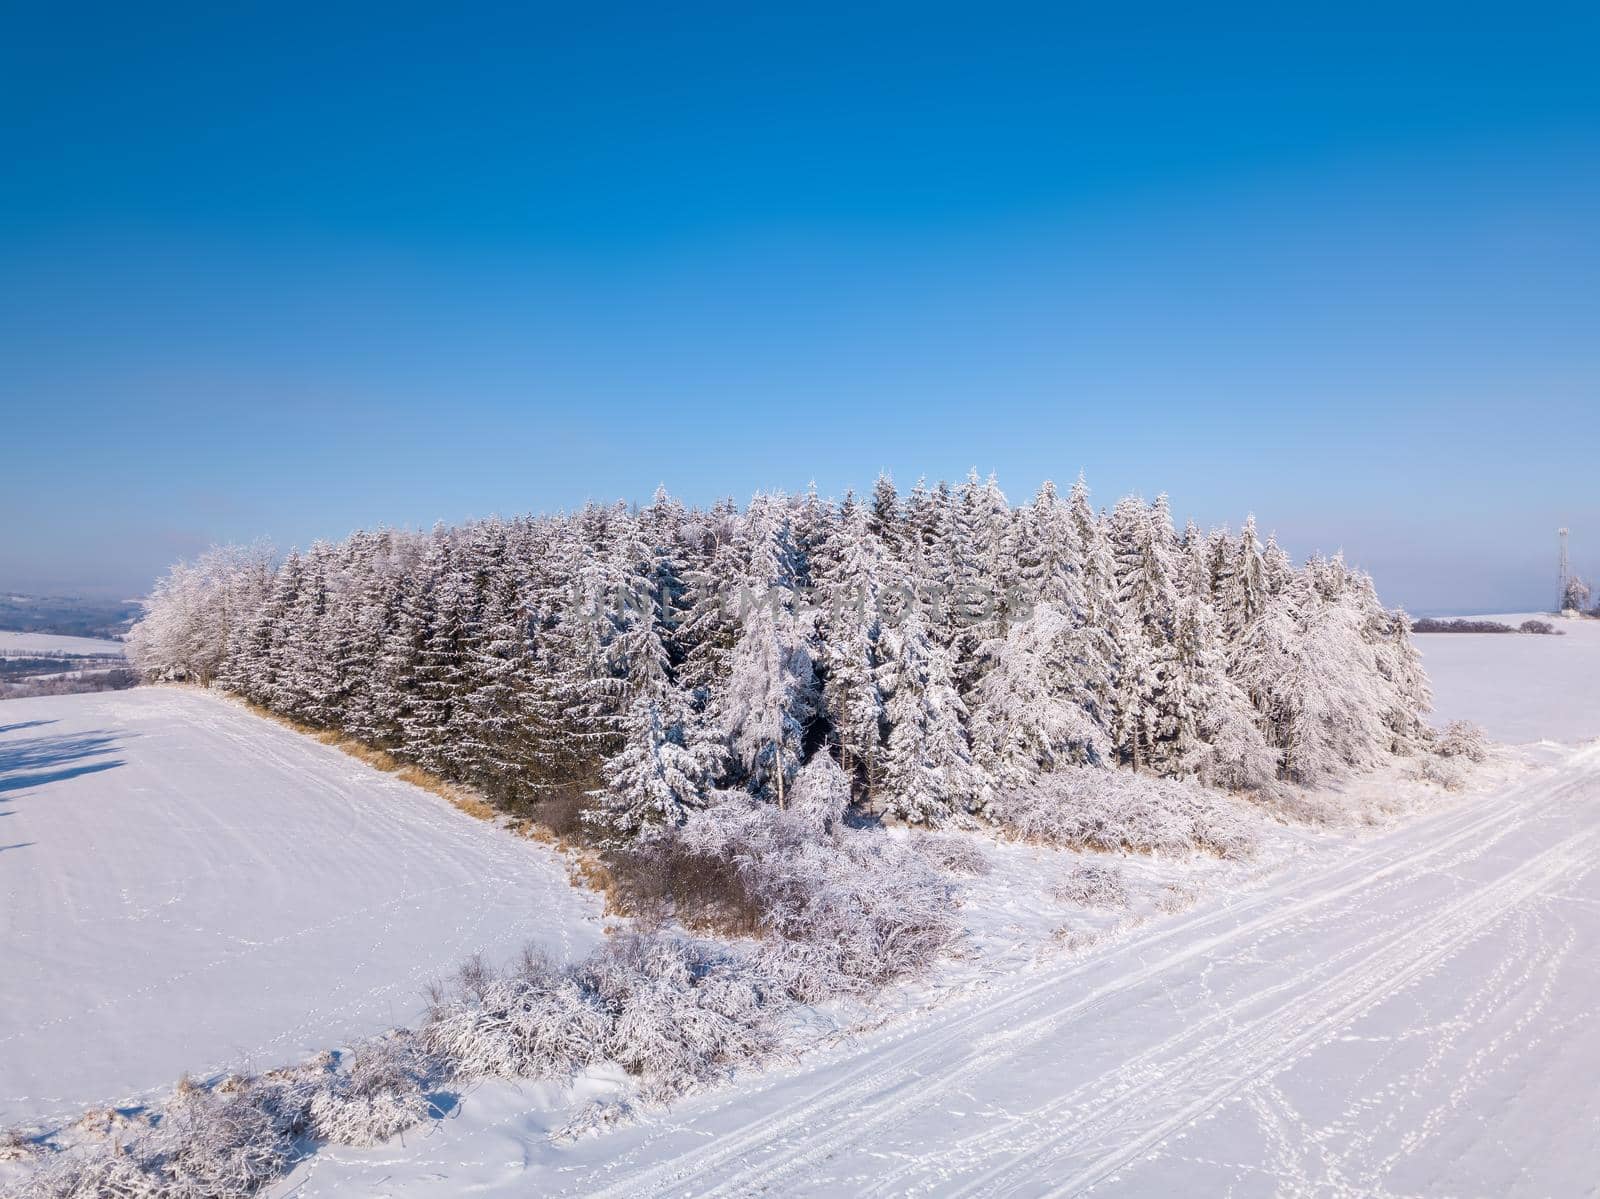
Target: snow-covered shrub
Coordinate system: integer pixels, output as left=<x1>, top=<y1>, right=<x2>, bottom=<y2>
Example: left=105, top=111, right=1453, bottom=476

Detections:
left=422, top=949, right=610, bottom=1082
left=1520, top=619, right=1558, bottom=635
left=12, top=1147, right=158, bottom=1199
left=911, top=832, right=993, bottom=876
left=990, top=766, right=1255, bottom=859
left=1434, top=720, right=1488, bottom=763
left=1155, top=883, right=1198, bottom=914
left=1052, top=861, right=1129, bottom=909
left=13, top=1089, right=292, bottom=1199
left=579, top=934, right=776, bottom=1100
left=148, top=1085, right=295, bottom=1198
left=550, top=1098, right=636, bottom=1143
left=1418, top=753, right=1468, bottom=791
left=673, top=792, right=960, bottom=999
left=305, top=1034, right=436, bottom=1147
left=414, top=932, right=782, bottom=1105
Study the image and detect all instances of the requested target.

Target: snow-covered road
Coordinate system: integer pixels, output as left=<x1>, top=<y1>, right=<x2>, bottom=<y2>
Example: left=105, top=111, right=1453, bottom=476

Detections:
left=347, top=741, right=1597, bottom=1198
left=0, top=689, right=603, bottom=1128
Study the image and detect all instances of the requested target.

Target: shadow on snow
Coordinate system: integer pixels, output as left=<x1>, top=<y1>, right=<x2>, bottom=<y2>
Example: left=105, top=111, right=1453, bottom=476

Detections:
left=0, top=729, right=130, bottom=796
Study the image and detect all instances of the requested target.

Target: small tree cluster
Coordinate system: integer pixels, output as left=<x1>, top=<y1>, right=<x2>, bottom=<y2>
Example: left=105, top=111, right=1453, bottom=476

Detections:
left=128, top=473, right=1432, bottom=831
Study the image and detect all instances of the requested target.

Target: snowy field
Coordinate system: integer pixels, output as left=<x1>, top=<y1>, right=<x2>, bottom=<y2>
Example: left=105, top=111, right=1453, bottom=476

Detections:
left=274, top=746, right=1599, bottom=1198
left=1415, top=612, right=1600, bottom=743
left=0, top=689, right=602, bottom=1128
left=5, top=617, right=1600, bottom=1195
left=0, top=631, right=125, bottom=658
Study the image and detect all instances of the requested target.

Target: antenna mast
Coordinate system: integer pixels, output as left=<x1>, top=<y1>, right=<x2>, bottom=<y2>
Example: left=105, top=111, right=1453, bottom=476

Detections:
left=1558, top=527, right=1570, bottom=612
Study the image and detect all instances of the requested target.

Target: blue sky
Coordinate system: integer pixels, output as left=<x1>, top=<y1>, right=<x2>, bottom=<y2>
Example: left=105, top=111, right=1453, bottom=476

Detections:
left=2, top=2, right=1597, bottom=612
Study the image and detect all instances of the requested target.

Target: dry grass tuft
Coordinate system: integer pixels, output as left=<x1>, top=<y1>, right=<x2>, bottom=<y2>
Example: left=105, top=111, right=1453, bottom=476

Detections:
left=391, top=767, right=497, bottom=822
left=0, top=1128, right=39, bottom=1162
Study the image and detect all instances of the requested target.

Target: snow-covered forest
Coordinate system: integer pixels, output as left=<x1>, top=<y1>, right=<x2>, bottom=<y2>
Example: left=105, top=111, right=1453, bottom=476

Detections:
left=129, top=472, right=1433, bottom=836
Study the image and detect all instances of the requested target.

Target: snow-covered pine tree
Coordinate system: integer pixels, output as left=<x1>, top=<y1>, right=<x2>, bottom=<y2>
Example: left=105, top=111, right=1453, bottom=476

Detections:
left=867, top=472, right=903, bottom=558
left=674, top=497, right=744, bottom=699
left=815, top=495, right=886, bottom=797
left=1217, top=515, right=1266, bottom=642
left=403, top=534, right=486, bottom=778
left=1106, top=496, right=1180, bottom=772
left=592, top=695, right=713, bottom=840
left=1158, top=537, right=1278, bottom=787
left=878, top=606, right=979, bottom=823
left=969, top=601, right=1107, bottom=786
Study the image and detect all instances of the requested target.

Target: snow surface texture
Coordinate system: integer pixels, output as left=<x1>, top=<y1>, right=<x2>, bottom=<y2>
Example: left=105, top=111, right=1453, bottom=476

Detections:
left=1416, top=611, right=1600, bottom=743
left=0, top=688, right=602, bottom=1127
left=0, top=631, right=124, bottom=658
left=270, top=743, right=1600, bottom=1198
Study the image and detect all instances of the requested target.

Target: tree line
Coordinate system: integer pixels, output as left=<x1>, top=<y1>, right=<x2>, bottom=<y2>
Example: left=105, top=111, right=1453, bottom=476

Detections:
left=128, top=472, right=1433, bottom=834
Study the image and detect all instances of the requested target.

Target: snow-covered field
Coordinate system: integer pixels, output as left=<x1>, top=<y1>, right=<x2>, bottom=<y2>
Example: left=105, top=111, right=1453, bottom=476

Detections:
left=0, top=689, right=602, bottom=1129
left=278, top=746, right=1591, bottom=1198
left=0, top=631, right=125, bottom=658
left=5, top=615, right=1600, bottom=1195
left=1415, top=612, right=1600, bottom=743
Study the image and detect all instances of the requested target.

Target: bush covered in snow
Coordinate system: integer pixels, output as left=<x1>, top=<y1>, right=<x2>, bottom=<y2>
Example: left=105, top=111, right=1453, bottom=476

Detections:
left=17, top=1084, right=295, bottom=1199
left=5, top=1035, right=445, bottom=1199
left=304, top=1035, right=434, bottom=1148
left=911, top=832, right=993, bottom=876
left=422, top=949, right=611, bottom=1082
left=673, top=767, right=960, bottom=996
left=579, top=934, right=776, bottom=1100
left=1433, top=720, right=1489, bottom=763
left=1417, top=719, right=1490, bottom=791
left=1053, top=861, right=1130, bottom=909
left=990, top=766, right=1256, bottom=859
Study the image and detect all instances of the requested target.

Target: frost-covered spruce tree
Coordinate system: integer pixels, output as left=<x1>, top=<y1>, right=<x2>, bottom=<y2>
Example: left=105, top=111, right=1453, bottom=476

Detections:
left=593, top=695, right=713, bottom=839
left=718, top=494, right=820, bottom=806
left=1234, top=571, right=1388, bottom=784
left=275, top=542, right=344, bottom=727
left=1065, top=474, right=1118, bottom=720
left=970, top=601, right=1107, bottom=785
left=338, top=530, right=407, bottom=747
left=1160, top=538, right=1278, bottom=788
left=1216, top=515, right=1267, bottom=642
left=1105, top=496, right=1180, bottom=772
left=675, top=497, right=744, bottom=698
left=878, top=606, right=979, bottom=823
left=366, top=547, right=434, bottom=748
left=234, top=549, right=305, bottom=706
left=404, top=535, right=487, bottom=777
left=815, top=494, right=886, bottom=796
left=1371, top=602, right=1433, bottom=753
left=1016, top=480, right=1086, bottom=615
left=606, top=515, right=677, bottom=705
left=867, top=472, right=904, bottom=558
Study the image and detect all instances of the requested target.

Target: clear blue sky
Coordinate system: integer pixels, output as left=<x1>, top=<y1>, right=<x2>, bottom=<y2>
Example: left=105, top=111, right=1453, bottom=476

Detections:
left=3, top=2, right=1596, bottom=613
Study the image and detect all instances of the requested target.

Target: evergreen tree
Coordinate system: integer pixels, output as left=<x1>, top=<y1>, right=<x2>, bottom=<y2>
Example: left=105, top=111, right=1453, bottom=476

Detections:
left=878, top=607, right=979, bottom=823
left=593, top=696, right=713, bottom=840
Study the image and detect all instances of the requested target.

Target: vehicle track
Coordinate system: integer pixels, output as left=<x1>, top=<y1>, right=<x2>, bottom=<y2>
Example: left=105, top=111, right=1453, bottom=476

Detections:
left=578, top=746, right=1598, bottom=1199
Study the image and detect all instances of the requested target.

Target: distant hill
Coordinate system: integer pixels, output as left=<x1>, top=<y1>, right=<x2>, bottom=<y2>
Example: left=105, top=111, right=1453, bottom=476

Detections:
left=0, top=592, right=143, bottom=640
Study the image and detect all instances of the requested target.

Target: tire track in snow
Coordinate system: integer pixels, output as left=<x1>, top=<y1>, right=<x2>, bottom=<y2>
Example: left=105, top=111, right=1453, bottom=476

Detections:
left=945, top=821, right=1600, bottom=1197
left=579, top=749, right=1596, bottom=1199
